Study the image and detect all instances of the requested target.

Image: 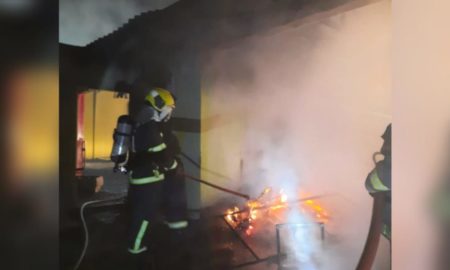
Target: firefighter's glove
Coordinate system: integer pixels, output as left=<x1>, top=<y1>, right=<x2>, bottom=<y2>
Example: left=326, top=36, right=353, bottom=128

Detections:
left=113, top=163, right=129, bottom=174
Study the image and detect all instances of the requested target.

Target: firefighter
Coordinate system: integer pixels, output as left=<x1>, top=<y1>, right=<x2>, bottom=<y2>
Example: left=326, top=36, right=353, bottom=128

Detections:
left=159, top=120, right=190, bottom=269
left=144, top=88, right=188, bottom=232
left=160, top=124, right=189, bottom=231
left=365, top=123, right=391, bottom=240
left=125, top=87, right=187, bottom=267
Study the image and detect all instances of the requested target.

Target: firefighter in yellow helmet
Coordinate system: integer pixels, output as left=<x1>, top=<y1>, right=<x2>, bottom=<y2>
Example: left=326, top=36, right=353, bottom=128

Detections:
left=125, top=87, right=188, bottom=268
left=144, top=87, right=176, bottom=122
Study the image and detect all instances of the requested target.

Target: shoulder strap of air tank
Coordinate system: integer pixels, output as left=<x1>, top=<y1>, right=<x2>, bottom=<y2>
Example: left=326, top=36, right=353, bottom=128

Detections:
left=130, top=118, right=137, bottom=153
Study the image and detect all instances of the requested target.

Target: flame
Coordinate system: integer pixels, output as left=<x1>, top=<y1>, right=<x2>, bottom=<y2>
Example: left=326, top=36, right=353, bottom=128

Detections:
left=225, top=188, right=289, bottom=231
left=224, top=187, right=329, bottom=236
left=302, top=200, right=329, bottom=223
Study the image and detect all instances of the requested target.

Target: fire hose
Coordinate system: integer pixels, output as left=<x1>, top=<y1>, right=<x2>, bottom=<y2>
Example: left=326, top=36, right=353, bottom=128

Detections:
left=180, top=152, right=333, bottom=269
left=183, top=174, right=250, bottom=200
left=74, top=196, right=125, bottom=270
left=356, top=152, right=389, bottom=270
left=73, top=153, right=244, bottom=270
left=180, top=151, right=251, bottom=200
left=355, top=192, right=386, bottom=270
left=181, top=152, right=336, bottom=269
left=180, top=152, right=234, bottom=181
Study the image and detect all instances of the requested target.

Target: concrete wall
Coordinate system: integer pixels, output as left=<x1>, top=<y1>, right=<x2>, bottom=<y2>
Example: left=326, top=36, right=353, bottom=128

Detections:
left=82, top=90, right=129, bottom=159
left=170, top=50, right=202, bottom=214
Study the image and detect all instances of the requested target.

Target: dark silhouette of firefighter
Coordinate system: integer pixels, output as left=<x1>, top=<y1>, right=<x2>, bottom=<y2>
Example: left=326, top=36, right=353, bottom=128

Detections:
left=111, top=87, right=188, bottom=269
left=365, top=124, right=391, bottom=240
left=357, top=123, right=391, bottom=270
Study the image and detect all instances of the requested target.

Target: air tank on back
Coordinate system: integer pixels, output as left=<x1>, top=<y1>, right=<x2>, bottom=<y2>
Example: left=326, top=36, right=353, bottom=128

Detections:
left=111, top=115, right=132, bottom=168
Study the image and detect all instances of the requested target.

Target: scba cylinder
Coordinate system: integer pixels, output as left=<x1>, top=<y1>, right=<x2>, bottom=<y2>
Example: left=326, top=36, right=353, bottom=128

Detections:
left=111, top=115, right=132, bottom=165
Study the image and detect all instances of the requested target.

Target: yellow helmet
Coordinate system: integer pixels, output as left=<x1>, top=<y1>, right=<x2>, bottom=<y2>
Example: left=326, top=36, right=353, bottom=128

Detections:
left=144, top=87, right=175, bottom=111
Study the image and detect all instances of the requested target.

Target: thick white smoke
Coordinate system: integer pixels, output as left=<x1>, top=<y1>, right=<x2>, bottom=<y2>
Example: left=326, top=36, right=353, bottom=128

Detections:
left=393, top=0, right=450, bottom=269
left=200, top=1, right=391, bottom=269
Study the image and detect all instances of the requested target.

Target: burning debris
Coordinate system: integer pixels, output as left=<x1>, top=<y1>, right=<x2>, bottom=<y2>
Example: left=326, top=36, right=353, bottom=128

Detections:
left=225, top=187, right=329, bottom=236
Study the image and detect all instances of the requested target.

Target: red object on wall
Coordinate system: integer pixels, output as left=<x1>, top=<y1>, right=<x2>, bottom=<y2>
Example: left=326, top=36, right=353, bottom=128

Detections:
left=76, top=93, right=85, bottom=175
left=77, top=93, right=84, bottom=140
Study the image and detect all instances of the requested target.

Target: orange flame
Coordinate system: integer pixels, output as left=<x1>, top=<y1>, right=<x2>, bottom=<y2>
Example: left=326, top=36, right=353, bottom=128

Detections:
left=225, top=187, right=329, bottom=235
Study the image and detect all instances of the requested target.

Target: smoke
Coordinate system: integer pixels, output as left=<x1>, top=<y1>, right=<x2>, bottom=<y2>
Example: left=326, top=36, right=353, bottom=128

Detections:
left=59, top=0, right=179, bottom=46
left=393, top=0, right=450, bottom=268
left=200, top=1, right=391, bottom=269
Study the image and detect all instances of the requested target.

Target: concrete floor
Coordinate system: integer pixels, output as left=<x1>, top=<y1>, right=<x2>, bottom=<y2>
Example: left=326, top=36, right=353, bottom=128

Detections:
left=60, top=203, right=282, bottom=270
left=61, top=160, right=390, bottom=270
left=62, top=160, right=279, bottom=269
left=84, top=159, right=129, bottom=195
left=60, top=192, right=391, bottom=270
